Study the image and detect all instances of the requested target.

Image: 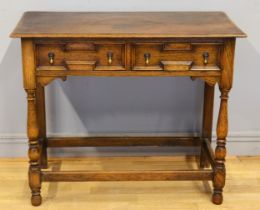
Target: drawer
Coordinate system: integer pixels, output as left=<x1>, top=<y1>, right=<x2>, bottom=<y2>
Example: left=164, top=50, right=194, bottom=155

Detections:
left=132, top=42, right=222, bottom=71
left=36, top=41, right=126, bottom=71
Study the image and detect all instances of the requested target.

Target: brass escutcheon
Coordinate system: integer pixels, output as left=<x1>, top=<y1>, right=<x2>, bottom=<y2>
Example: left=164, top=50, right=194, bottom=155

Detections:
left=144, top=53, right=151, bottom=65
left=203, top=52, right=209, bottom=65
left=48, top=52, right=55, bottom=65
left=107, top=51, right=113, bottom=64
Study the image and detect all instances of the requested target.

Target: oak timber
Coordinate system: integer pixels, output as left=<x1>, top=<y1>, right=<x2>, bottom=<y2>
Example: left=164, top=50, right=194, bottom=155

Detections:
left=10, top=11, right=246, bottom=206
left=11, top=12, right=246, bottom=38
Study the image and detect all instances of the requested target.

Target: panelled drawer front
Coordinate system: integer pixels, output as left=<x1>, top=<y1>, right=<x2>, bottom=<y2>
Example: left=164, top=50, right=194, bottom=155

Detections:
left=132, top=42, right=222, bottom=71
left=36, top=42, right=126, bottom=71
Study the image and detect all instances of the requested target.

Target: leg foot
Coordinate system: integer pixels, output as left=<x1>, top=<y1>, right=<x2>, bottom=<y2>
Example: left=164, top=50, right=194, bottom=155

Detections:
left=31, top=194, right=42, bottom=206
left=212, top=191, right=223, bottom=205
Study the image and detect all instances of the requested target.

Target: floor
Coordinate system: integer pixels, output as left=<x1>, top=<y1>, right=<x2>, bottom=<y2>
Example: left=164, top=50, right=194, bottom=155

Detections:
left=0, top=156, right=259, bottom=210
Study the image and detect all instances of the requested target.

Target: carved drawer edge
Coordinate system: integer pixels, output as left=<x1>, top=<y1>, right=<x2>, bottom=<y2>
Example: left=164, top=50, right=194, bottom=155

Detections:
left=36, top=64, right=125, bottom=71
left=161, top=61, right=193, bottom=71
left=37, top=66, right=66, bottom=71
left=94, top=66, right=125, bottom=71
left=65, top=61, right=96, bottom=71
left=132, top=66, right=163, bottom=71
left=191, top=65, right=221, bottom=71
left=36, top=65, right=220, bottom=72
left=163, top=43, right=192, bottom=51
left=132, top=65, right=220, bottom=72
left=64, top=42, right=96, bottom=51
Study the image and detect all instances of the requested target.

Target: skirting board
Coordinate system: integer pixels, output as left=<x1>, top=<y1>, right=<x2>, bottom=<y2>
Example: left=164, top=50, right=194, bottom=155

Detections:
left=0, top=132, right=259, bottom=157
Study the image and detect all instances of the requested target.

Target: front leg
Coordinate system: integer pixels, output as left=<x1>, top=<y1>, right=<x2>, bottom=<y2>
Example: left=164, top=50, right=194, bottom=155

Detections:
left=22, top=39, right=42, bottom=206
left=27, top=89, right=42, bottom=206
left=212, top=88, right=229, bottom=204
left=212, top=38, right=235, bottom=204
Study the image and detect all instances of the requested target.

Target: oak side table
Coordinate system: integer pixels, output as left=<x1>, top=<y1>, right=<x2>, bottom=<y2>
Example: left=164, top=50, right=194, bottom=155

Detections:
left=10, top=12, right=246, bottom=206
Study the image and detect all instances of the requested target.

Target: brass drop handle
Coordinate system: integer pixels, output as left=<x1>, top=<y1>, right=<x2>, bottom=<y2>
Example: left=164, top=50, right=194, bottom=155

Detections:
left=144, top=53, right=151, bottom=65
left=48, top=52, right=55, bottom=65
left=203, top=52, right=209, bottom=65
left=107, top=51, right=113, bottom=64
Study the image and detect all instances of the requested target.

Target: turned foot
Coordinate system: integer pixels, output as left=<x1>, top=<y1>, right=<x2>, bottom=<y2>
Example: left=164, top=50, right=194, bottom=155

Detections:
left=31, top=194, right=42, bottom=206
left=212, top=191, right=223, bottom=205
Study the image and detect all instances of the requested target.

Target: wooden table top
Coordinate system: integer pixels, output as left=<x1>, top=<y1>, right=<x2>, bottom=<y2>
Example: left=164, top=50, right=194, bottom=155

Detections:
left=10, top=12, right=246, bottom=38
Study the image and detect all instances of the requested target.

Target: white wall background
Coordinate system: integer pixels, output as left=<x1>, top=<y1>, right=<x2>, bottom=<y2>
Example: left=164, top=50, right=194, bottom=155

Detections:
left=0, top=0, right=260, bottom=157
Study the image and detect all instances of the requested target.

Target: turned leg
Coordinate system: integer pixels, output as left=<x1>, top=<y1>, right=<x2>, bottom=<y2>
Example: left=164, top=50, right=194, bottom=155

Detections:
left=22, top=39, right=42, bottom=206
left=27, top=89, right=42, bottom=206
left=200, top=83, right=215, bottom=168
left=211, top=38, right=236, bottom=205
left=36, top=84, right=48, bottom=169
left=212, top=88, right=229, bottom=205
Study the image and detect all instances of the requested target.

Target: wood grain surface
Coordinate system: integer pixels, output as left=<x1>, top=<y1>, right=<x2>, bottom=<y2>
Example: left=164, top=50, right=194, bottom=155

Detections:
left=10, top=12, right=246, bottom=38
